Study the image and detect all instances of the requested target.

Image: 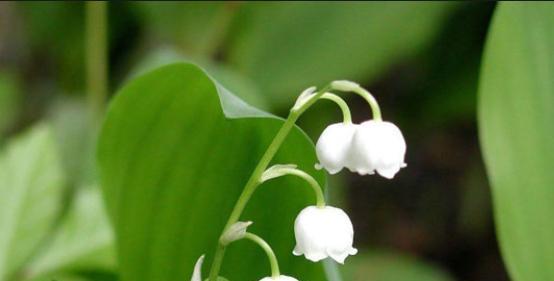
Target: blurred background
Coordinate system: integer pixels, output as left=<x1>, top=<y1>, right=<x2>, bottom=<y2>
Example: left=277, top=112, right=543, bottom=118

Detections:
left=0, top=2, right=509, bottom=281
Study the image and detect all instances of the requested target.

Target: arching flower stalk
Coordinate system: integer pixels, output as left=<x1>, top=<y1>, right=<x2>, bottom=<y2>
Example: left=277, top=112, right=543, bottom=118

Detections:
left=193, top=222, right=300, bottom=281
left=203, top=80, right=406, bottom=281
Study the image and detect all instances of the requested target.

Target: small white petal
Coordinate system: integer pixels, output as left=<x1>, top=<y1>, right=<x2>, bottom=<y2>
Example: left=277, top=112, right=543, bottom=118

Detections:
left=191, top=255, right=205, bottom=281
left=327, top=252, right=348, bottom=264
left=293, top=206, right=357, bottom=264
left=376, top=165, right=400, bottom=179
left=316, top=123, right=358, bottom=174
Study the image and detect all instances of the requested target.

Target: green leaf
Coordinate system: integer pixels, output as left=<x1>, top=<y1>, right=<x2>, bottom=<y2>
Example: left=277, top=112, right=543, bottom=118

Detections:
left=132, top=2, right=228, bottom=57
left=228, top=2, right=459, bottom=107
left=0, top=71, right=20, bottom=135
left=97, top=63, right=327, bottom=281
left=128, top=48, right=268, bottom=111
left=342, top=250, right=454, bottom=281
left=0, top=124, right=66, bottom=279
left=478, top=3, right=554, bottom=281
left=25, top=187, right=115, bottom=280
left=26, top=274, right=90, bottom=281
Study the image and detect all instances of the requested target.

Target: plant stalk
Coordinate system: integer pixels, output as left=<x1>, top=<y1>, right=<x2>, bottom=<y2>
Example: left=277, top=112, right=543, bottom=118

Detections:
left=207, top=85, right=331, bottom=281
left=86, top=1, right=108, bottom=125
left=244, top=233, right=280, bottom=278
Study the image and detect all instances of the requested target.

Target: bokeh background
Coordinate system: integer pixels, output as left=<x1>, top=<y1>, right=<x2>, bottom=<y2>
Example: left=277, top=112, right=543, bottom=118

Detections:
left=0, top=2, right=509, bottom=281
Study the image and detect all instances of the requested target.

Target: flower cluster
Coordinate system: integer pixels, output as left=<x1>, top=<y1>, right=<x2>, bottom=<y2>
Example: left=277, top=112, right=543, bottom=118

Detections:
left=191, top=80, right=406, bottom=281
left=316, top=81, right=406, bottom=179
left=316, top=120, right=406, bottom=178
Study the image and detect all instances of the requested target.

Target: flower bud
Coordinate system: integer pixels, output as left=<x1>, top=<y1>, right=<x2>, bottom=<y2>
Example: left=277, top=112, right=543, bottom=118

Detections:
left=259, top=275, right=299, bottom=281
left=315, top=123, right=358, bottom=174
left=293, top=206, right=357, bottom=264
left=292, top=86, right=317, bottom=111
left=349, top=120, right=406, bottom=179
left=220, top=221, right=252, bottom=246
left=191, top=255, right=204, bottom=281
left=331, top=80, right=360, bottom=92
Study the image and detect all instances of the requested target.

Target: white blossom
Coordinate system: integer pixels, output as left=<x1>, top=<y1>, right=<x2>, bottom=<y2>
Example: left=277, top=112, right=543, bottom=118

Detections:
left=293, top=206, right=357, bottom=264
left=349, top=120, right=406, bottom=179
left=315, top=123, right=358, bottom=174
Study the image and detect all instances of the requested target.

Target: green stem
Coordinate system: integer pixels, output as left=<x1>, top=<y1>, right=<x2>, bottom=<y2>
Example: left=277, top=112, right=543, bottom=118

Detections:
left=262, top=166, right=326, bottom=208
left=86, top=1, right=108, bottom=125
left=351, top=87, right=382, bottom=121
left=207, top=244, right=226, bottom=281
left=207, top=111, right=298, bottom=281
left=207, top=85, right=330, bottom=281
left=320, top=93, right=352, bottom=124
left=227, top=113, right=299, bottom=228
left=243, top=233, right=280, bottom=278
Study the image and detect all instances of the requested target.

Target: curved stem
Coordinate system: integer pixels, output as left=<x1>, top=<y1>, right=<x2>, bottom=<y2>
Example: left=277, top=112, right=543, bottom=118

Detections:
left=223, top=113, right=299, bottom=230
left=207, top=116, right=296, bottom=281
left=320, top=93, right=352, bottom=124
left=244, top=233, right=280, bottom=278
left=262, top=166, right=326, bottom=208
left=351, top=87, right=382, bottom=121
left=207, top=85, right=331, bottom=281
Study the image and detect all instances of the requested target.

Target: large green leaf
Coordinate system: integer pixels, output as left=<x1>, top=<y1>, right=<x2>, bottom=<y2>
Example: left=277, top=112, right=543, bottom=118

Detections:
left=98, top=63, right=328, bottom=281
left=478, top=3, right=554, bottom=281
left=27, top=274, right=90, bottom=281
left=25, top=187, right=115, bottom=280
left=127, top=47, right=268, bottom=111
left=228, top=2, right=459, bottom=107
left=131, top=2, right=228, bottom=57
left=0, top=124, right=65, bottom=280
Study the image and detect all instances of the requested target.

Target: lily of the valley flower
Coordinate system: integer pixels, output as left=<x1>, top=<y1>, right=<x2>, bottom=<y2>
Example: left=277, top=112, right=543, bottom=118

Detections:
left=349, top=120, right=406, bottom=179
left=293, top=206, right=357, bottom=264
left=315, top=123, right=358, bottom=174
left=259, top=276, right=299, bottom=281
left=315, top=120, right=406, bottom=179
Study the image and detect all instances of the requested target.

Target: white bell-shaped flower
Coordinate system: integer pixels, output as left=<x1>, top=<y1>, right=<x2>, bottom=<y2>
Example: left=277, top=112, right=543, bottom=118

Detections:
left=259, top=275, right=299, bottom=281
left=315, top=123, right=358, bottom=174
left=293, top=206, right=358, bottom=264
left=349, top=120, right=406, bottom=179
